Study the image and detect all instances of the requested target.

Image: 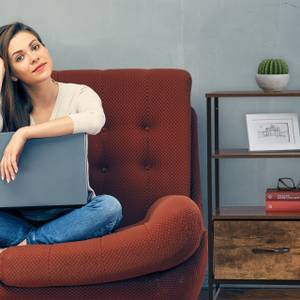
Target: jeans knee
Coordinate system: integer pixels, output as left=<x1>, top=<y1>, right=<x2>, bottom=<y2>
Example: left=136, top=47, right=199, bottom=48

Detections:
left=105, top=195, right=123, bottom=221
left=90, top=194, right=123, bottom=222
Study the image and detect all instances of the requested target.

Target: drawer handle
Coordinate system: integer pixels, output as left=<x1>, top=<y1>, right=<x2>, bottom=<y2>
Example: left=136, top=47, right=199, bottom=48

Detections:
left=252, top=247, right=290, bottom=254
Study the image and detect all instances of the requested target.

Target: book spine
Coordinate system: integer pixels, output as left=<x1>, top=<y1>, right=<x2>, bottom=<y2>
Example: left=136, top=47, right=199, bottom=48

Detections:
left=266, top=200, right=300, bottom=212
left=266, top=191, right=300, bottom=200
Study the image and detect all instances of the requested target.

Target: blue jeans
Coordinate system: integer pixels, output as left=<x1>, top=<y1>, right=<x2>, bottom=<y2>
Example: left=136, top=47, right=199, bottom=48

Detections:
left=0, top=195, right=123, bottom=247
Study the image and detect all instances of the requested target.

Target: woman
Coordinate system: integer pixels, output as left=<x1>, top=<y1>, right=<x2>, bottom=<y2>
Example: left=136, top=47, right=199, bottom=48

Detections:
left=0, top=22, right=123, bottom=253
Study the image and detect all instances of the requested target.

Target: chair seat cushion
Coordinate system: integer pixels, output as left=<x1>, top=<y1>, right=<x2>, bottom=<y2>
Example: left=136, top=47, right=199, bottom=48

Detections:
left=0, top=196, right=205, bottom=287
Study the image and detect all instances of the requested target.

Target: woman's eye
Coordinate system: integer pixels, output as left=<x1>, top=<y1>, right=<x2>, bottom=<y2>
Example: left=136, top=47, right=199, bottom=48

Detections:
left=16, top=55, right=24, bottom=62
left=32, top=44, right=40, bottom=50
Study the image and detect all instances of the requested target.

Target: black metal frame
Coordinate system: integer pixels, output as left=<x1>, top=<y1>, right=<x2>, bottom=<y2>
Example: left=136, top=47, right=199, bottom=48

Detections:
left=206, top=93, right=300, bottom=299
left=207, top=96, right=220, bottom=300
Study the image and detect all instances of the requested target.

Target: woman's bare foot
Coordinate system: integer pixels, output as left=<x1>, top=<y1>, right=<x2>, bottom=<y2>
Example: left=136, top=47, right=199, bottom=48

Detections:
left=17, top=239, right=27, bottom=246
left=0, top=239, right=27, bottom=254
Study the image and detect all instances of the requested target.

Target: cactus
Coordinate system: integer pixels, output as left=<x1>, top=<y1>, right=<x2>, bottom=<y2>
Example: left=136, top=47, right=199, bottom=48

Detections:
left=258, top=58, right=289, bottom=74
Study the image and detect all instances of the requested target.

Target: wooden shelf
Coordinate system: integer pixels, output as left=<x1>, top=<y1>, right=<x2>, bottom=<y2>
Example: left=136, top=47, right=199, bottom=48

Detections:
left=206, top=90, right=300, bottom=97
left=214, top=206, right=300, bottom=220
left=212, top=149, right=300, bottom=158
left=206, top=91, right=300, bottom=299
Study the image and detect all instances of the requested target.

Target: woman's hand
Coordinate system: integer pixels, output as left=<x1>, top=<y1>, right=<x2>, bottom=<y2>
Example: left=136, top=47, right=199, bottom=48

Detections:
left=0, top=128, right=28, bottom=183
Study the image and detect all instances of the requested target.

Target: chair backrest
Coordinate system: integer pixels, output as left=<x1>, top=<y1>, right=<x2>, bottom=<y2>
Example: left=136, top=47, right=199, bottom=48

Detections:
left=52, top=69, right=199, bottom=227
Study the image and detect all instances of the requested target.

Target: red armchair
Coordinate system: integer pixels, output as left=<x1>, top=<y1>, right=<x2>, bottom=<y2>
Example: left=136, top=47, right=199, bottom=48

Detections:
left=0, top=69, right=208, bottom=300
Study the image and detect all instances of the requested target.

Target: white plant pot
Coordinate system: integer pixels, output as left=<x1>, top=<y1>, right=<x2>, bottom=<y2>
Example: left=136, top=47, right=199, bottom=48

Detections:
left=256, top=74, right=290, bottom=91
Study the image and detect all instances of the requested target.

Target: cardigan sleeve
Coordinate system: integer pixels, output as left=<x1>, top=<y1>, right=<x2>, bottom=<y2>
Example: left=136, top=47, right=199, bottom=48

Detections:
left=68, top=85, right=106, bottom=135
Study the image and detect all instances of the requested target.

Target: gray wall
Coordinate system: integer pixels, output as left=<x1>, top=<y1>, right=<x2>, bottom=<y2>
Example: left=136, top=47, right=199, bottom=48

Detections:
left=2, top=0, right=300, bottom=287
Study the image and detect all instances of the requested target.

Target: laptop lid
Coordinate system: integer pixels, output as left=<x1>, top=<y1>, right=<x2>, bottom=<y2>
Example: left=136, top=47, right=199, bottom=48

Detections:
left=0, top=132, right=88, bottom=208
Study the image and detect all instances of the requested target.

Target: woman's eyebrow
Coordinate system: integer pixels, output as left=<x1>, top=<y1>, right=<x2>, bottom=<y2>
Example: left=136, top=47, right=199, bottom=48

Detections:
left=11, top=39, right=37, bottom=57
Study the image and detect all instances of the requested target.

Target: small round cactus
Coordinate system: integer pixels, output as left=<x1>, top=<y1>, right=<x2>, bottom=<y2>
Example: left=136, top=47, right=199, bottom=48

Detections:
left=258, top=58, right=289, bottom=75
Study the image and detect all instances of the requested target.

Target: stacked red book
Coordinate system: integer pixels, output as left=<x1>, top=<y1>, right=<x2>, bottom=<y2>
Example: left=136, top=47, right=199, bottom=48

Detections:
left=266, top=188, right=300, bottom=212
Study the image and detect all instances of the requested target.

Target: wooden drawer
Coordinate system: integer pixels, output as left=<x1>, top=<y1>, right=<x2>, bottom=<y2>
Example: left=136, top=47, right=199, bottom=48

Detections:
left=214, top=220, right=300, bottom=280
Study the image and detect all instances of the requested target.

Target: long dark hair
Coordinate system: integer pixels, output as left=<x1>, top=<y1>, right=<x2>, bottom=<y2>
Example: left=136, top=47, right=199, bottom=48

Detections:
left=0, top=22, right=45, bottom=132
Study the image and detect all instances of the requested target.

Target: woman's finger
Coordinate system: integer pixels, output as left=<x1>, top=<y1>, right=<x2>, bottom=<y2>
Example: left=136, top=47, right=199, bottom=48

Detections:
left=0, top=159, right=4, bottom=181
left=4, top=156, right=10, bottom=182
left=11, top=155, right=18, bottom=174
left=3, top=157, right=10, bottom=183
left=4, top=155, right=12, bottom=182
left=7, top=155, right=16, bottom=181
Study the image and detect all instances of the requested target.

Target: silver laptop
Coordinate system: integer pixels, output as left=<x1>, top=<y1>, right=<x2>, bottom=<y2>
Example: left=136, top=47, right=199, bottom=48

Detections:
left=0, top=132, right=88, bottom=208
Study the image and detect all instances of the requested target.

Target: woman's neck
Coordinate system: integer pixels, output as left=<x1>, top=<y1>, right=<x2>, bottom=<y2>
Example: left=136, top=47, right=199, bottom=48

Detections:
left=26, top=78, right=59, bottom=110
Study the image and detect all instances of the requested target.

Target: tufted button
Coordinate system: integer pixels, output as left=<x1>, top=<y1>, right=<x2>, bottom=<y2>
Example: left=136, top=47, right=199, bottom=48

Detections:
left=145, top=164, right=152, bottom=170
left=101, top=167, right=108, bottom=173
left=144, top=125, right=150, bottom=131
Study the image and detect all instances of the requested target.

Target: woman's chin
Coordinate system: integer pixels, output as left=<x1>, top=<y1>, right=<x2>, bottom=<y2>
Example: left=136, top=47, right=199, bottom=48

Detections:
left=27, top=71, right=53, bottom=85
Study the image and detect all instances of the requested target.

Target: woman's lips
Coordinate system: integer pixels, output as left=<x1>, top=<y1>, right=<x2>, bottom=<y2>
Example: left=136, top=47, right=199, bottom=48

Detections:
left=33, top=63, right=47, bottom=72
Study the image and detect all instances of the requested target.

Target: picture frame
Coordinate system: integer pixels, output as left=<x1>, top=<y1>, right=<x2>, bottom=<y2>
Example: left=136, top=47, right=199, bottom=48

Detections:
left=246, top=113, right=300, bottom=151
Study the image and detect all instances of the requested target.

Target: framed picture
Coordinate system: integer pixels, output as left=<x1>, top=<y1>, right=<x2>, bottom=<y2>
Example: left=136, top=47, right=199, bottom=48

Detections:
left=246, top=113, right=300, bottom=151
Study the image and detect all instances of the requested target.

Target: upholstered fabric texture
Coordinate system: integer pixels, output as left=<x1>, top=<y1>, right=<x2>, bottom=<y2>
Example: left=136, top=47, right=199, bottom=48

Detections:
left=0, top=69, right=207, bottom=300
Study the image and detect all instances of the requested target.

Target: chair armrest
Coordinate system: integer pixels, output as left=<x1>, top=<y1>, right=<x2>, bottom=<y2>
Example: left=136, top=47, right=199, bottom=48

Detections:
left=0, top=195, right=206, bottom=287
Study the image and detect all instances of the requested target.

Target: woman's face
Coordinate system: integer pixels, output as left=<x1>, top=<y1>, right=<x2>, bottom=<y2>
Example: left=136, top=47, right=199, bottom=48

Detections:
left=7, top=30, right=53, bottom=86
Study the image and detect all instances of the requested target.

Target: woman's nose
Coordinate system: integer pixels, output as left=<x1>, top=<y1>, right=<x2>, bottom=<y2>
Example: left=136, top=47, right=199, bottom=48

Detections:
left=29, top=52, right=39, bottom=63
